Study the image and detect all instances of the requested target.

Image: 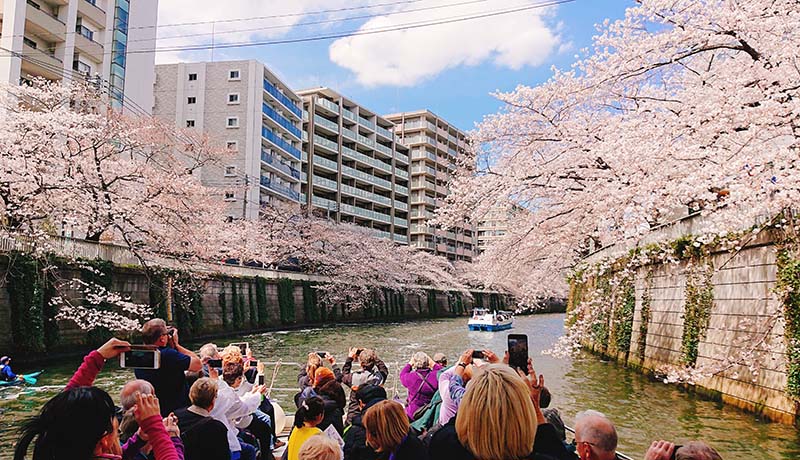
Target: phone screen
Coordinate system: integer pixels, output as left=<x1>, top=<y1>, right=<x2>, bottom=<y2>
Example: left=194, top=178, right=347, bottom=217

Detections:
left=258, top=374, right=265, bottom=385
left=471, top=350, right=484, bottom=359
left=207, top=358, right=222, bottom=368
left=508, top=334, right=529, bottom=375
left=121, top=349, right=160, bottom=369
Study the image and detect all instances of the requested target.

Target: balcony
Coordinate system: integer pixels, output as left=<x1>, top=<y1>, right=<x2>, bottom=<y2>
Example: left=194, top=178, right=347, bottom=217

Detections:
left=411, top=210, right=435, bottom=220
left=312, top=134, right=338, bottom=155
left=340, top=203, right=391, bottom=224
left=312, top=155, right=338, bottom=172
left=26, top=2, right=66, bottom=42
left=410, top=179, right=435, bottom=190
left=359, top=115, right=375, bottom=131
left=341, top=184, right=391, bottom=206
left=342, top=146, right=392, bottom=174
left=413, top=241, right=436, bottom=250
left=436, top=184, right=449, bottom=195
left=316, top=97, right=339, bottom=114
left=395, top=184, right=409, bottom=196
left=262, top=103, right=302, bottom=139
left=412, top=165, right=436, bottom=176
left=313, top=114, right=338, bottom=133
left=396, top=169, right=409, bottom=179
left=373, top=229, right=392, bottom=240
left=74, top=31, right=103, bottom=63
left=411, top=150, right=438, bottom=163
left=356, top=132, right=375, bottom=148
left=393, top=234, right=409, bottom=244
left=342, top=107, right=357, bottom=122
left=395, top=152, right=409, bottom=164
left=78, top=0, right=106, bottom=27
left=263, top=127, right=302, bottom=160
left=395, top=202, right=408, bottom=211
left=375, top=143, right=392, bottom=156
left=264, top=80, right=302, bottom=118
left=261, top=151, right=301, bottom=181
left=21, top=43, right=63, bottom=80
left=341, top=127, right=357, bottom=141
left=411, top=224, right=435, bottom=234
left=312, top=195, right=338, bottom=212
left=411, top=195, right=436, bottom=206
left=394, top=218, right=408, bottom=228
left=259, top=176, right=300, bottom=201
left=376, top=125, right=393, bottom=140
left=342, top=165, right=392, bottom=190
left=313, top=175, right=338, bottom=192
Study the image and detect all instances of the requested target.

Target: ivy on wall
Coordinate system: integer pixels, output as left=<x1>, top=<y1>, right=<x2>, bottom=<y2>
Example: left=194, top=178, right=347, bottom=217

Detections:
left=277, top=278, right=295, bottom=324
left=255, top=277, right=269, bottom=327
left=776, top=249, right=800, bottom=397
left=681, top=264, right=715, bottom=366
left=248, top=282, right=257, bottom=328
left=591, top=276, right=612, bottom=354
left=230, top=280, right=242, bottom=329
left=427, top=290, right=437, bottom=316
left=5, top=254, right=46, bottom=353
left=637, top=271, right=653, bottom=363
left=171, top=273, right=205, bottom=337
left=302, top=281, right=319, bottom=322
left=612, top=276, right=636, bottom=358
left=218, top=288, right=228, bottom=329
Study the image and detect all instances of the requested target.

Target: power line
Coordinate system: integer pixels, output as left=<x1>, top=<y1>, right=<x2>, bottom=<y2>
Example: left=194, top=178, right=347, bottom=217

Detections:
left=1, top=0, right=572, bottom=58
left=148, top=0, right=488, bottom=44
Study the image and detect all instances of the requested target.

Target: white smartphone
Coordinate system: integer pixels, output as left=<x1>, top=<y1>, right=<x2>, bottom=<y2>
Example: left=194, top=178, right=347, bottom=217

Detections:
left=120, top=347, right=161, bottom=369
left=230, top=342, right=249, bottom=355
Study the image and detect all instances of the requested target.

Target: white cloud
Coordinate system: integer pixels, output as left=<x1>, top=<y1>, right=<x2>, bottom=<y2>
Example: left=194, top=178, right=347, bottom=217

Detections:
left=328, top=0, right=561, bottom=87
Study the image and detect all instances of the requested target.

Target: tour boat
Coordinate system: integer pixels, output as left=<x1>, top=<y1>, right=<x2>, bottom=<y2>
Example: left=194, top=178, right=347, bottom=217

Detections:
left=468, top=309, right=513, bottom=331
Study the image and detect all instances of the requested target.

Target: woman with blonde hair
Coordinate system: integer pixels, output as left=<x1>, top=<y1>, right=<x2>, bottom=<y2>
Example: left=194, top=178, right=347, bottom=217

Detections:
left=298, top=434, right=342, bottom=460
left=362, top=400, right=428, bottom=460
left=429, top=363, right=571, bottom=460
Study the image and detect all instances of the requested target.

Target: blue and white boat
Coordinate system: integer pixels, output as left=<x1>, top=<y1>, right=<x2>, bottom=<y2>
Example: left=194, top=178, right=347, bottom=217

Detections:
left=468, top=309, right=513, bottom=331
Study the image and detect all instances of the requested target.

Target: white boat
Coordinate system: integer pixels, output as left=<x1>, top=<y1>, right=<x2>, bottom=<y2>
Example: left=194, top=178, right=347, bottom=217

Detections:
left=468, top=308, right=513, bottom=331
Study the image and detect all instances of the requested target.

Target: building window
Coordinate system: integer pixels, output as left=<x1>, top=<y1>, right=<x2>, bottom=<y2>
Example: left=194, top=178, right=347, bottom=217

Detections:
left=226, top=117, right=239, bottom=128
left=188, top=73, right=197, bottom=81
left=224, top=165, right=236, bottom=177
left=224, top=191, right=236, bottom=201
left=227, top=93, right=240, bottom=104
left=187, top=97, right=196, bottom=104
left=226, top=141, right=238, bottom=151
left=186, top=120, right=195, bottom=128
left=228, top=69, right=241, bottom=81
left=23, top=37, right=37, bottom=49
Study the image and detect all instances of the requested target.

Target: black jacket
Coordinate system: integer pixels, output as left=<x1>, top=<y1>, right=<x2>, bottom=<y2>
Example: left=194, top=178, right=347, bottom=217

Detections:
left=343, top=412, right=377, bottom=460
left=173, top=407, right=230, bottom=460
left=429, top=417, right=574, bottom=460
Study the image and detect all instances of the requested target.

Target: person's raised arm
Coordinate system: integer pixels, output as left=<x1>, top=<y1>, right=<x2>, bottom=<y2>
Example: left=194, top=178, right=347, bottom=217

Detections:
left=375, top=357, right=389, bottom=382
left=134, top=394, right=179, bottom=460
left=399, top=362, right=414, bottom=387
left=169, top=329, right=201, bottom=372
left=66, top=337, right=130, bottom=391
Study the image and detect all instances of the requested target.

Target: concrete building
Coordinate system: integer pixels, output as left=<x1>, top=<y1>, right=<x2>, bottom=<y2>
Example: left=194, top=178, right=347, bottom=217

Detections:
left=477, top=205, right=516, bottom=253
left=154, top=60, right=303, bottom=219
left=384, top=110, right=477, bottom=261
left=299, top=87, right=410, bottom=245
left=0, top=0, right=158, bottom=113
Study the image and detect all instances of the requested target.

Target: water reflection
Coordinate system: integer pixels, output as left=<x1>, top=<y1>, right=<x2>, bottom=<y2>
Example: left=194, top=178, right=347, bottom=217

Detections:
left=1, top=314, right=798, bottom=459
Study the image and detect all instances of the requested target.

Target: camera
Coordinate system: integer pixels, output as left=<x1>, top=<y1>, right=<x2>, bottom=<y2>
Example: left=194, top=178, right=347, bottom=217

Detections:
left=167, top=327, right=175, bottom=337
left=316, top=351, right=327, bottom=358
left=120, top=346, right=161, bottom=369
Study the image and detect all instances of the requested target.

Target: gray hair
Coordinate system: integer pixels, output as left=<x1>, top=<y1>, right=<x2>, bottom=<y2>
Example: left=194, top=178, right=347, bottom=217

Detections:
left=199, top=343, right=220, bottom=359
left=676, top=442, right=723, bottom=460
left=120, top=379, right=155, bottom=410
left=410, top=352, right=430, bottom=370
left=574, top=410, right=618, bottom=454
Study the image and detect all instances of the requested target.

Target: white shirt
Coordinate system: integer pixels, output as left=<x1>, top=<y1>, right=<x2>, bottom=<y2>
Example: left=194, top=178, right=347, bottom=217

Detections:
left=210, top=378, right=262, bottom=452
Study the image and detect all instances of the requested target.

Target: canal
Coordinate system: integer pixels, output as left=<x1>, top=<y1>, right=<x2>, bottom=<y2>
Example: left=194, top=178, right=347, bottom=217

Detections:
left=1, top=313, right=798, bottom=459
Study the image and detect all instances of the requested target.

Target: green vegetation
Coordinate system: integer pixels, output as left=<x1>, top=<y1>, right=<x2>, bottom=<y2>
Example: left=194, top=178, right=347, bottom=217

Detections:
left=776, top=249, right=800, bottom=397
left=277, top=278, right=296, bottom=324
left=681, top=264, right=715, bottom=366
left=637, top=272, right=653, bottom=362
left=612, top=276, right=636, bottom=358
left=5, top=254, right=46, bottom=353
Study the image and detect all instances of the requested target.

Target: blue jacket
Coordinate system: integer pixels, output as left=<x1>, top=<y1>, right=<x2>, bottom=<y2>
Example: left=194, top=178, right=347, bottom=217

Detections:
left=0, top=364, right=17, bottom=381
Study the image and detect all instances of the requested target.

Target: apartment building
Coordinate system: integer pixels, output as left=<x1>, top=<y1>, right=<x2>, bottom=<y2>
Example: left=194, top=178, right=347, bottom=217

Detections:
left=384, top=110, right=477, bottom=261
left=298, top=87, right=410, bottom=245
left=0, top=0, right=158, bottom=113
left=154, top=60, right=303, bottom=220
left=477, top=205, right=516, bottom=253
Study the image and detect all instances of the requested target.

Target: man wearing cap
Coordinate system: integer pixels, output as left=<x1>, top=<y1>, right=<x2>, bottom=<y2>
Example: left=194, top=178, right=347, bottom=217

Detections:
left=0, top=356, right=22, bottom=382
left=343, top=384, right=387, bottom=460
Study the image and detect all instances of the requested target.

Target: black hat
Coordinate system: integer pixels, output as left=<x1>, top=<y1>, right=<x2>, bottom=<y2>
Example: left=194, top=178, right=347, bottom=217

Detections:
left=355, top=384, right=386, bottom=405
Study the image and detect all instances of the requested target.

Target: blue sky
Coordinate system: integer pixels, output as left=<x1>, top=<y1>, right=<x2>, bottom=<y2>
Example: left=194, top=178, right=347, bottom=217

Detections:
left=157, top=0, right=630, bottom=131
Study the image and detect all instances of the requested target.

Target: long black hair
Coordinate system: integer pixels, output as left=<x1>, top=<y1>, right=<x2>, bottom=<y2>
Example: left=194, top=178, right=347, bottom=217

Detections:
left=294, top=395, right=325, bottom=428
left=14, top=386, right=117, bottom=460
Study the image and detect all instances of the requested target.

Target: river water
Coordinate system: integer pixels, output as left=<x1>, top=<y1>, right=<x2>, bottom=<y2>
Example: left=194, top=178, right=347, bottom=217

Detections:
left=1, top=314, right=798, bottom=459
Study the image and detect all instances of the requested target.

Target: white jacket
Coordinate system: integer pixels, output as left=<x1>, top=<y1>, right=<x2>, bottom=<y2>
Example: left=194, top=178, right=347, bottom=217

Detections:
left=210, top=378, right=262, bottom=452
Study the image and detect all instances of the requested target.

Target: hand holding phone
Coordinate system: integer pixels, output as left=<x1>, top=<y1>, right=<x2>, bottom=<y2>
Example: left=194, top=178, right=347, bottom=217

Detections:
left=508, top=334, right=529, bottom=375
left=471, top=350, right=485, bottom=359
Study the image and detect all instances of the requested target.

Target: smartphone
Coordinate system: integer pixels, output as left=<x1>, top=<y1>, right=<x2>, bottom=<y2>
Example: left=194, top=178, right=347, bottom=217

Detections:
left=207, top=358, right=222, bottom=368
left=120, top=347, right=161, bottom=369
left=230, top=342, right=249, bottom=355
left=258, top=374, right=265, bottom=385
left=316, top=351, right=327, bottom=358
left=471, top=350, right=484, bottom=359
left=508, top=334, right=529, bottom=375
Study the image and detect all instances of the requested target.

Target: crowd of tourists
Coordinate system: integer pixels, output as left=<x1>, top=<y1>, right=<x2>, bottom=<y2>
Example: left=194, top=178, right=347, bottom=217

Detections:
left=11, top=318, right=724, bottom=460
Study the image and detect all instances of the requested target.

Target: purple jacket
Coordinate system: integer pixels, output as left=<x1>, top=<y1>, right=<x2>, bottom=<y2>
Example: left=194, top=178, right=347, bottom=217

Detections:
left=399, top=363, right=443, bottom=419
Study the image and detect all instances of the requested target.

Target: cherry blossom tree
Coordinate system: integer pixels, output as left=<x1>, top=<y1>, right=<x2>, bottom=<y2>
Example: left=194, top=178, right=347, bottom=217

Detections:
left=439, top=0, right=800, bottom=302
